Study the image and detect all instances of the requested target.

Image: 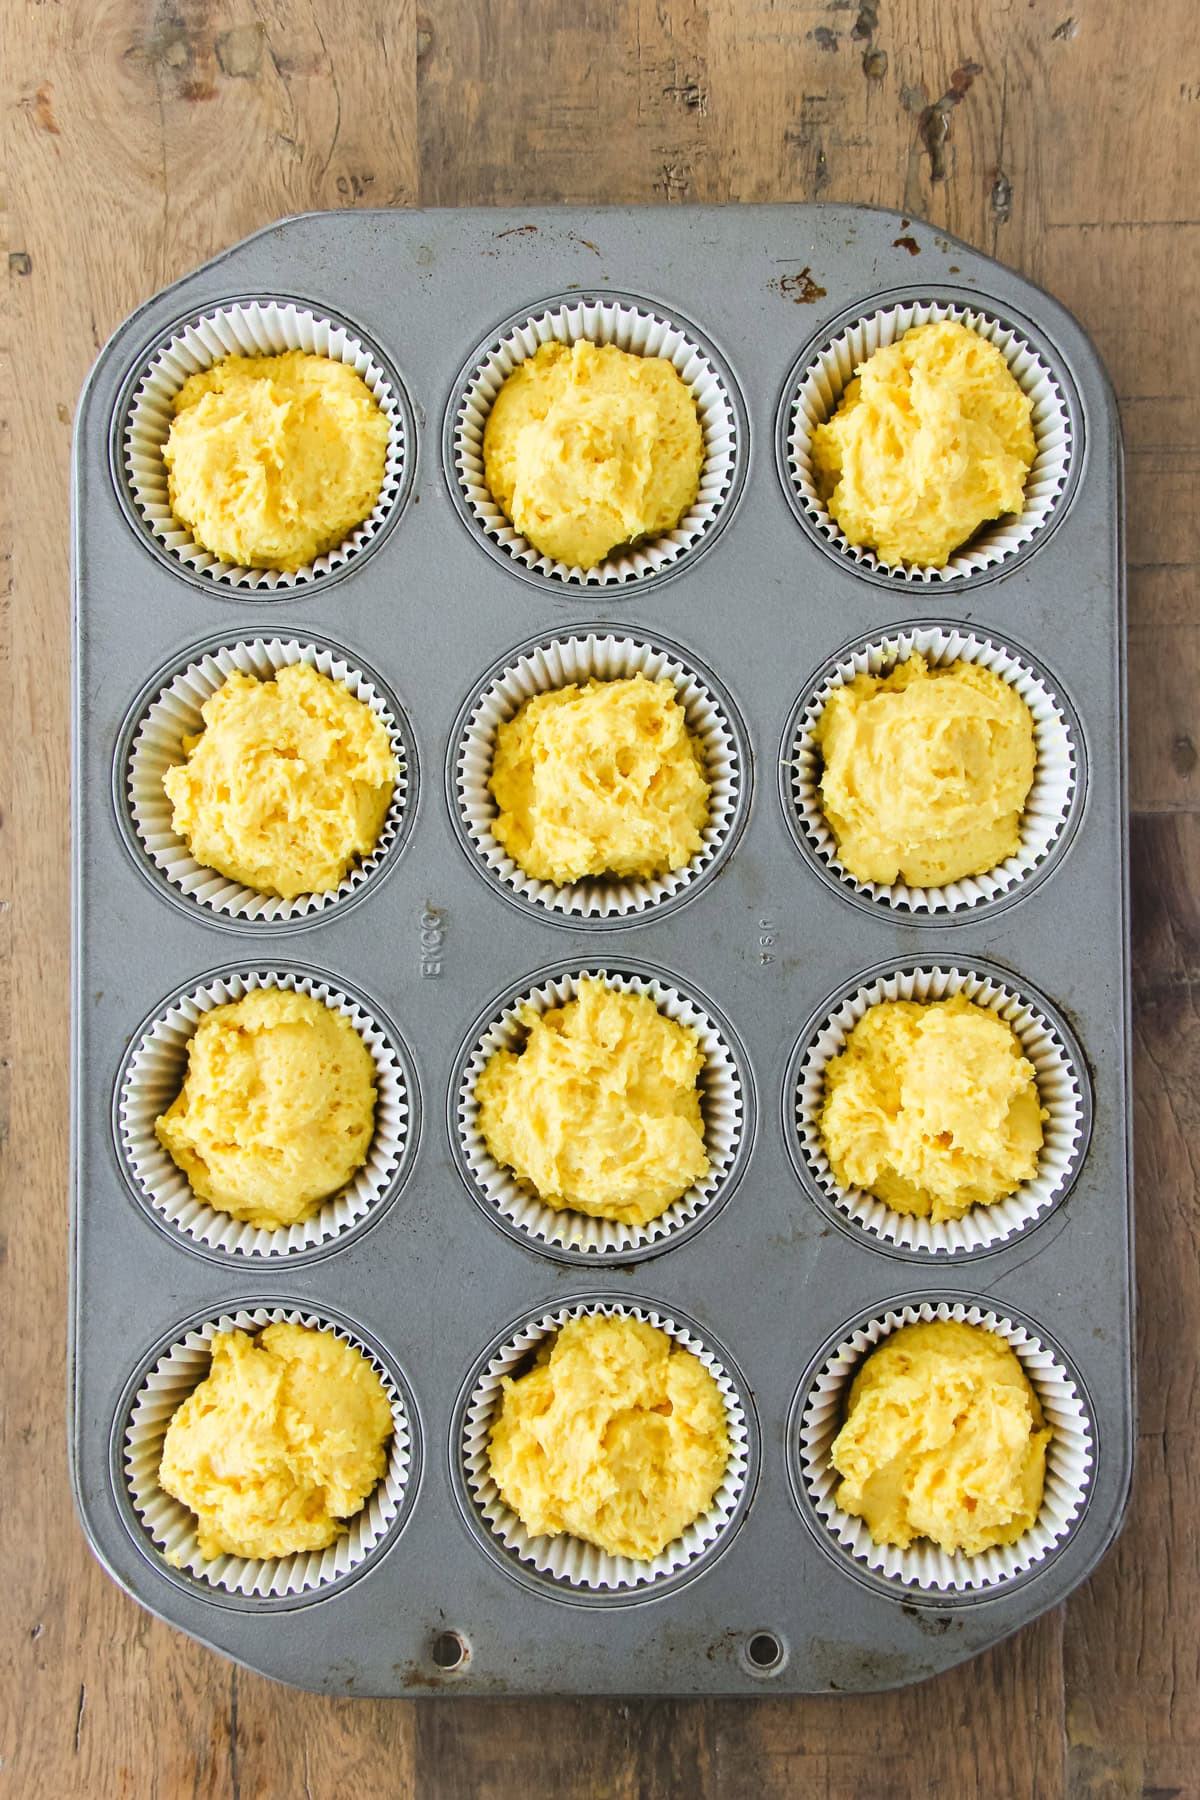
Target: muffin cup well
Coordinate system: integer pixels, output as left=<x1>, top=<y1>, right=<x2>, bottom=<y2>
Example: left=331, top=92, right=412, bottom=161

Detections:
left=449, top=629, right=748, bottom=926
left=446, top=293, right=745, bottom=587
left=116, top=633, right=415, bottom=929
left=452, top=964, right=751, bottom=1260
left=787, top=961, right=1090, bottom=1256
left=119, top=1303, right=416, bottom=1602
left=455, top=1297, right=755, bottom=1600
left=782, top=623, right=1084, bottom=917
left=793, top=1298, right=1094, bottom=1595
left=780, top=295, right=1075, bottom=582
left=115, top=967, right=416, bottom=1261
left=116, top=298, right=412, bottom=590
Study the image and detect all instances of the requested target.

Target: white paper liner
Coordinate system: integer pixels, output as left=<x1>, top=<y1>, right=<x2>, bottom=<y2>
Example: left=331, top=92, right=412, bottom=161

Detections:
left=784, top=299, right=1073, bottom=580
left=121, top=300, right=407, bottom=589
left=793, top=964, right=1088, bottom=1255
left=453, top=632, right=745, bottom=921
left=797, top=1299, right=1093, bottom=1592
left=461, top=1300, right=750, bottom=1591
left=451, top=297, right=741, bottom=585
left=123, top=1305, right=412, bottom=1598
left=455, top=967, right=746, bottom=1257
left=116, top=969, right=411, bottom=1258
left=787, top=625, right=1081, bottom=914
left=123, top=636, right=410, bottom=925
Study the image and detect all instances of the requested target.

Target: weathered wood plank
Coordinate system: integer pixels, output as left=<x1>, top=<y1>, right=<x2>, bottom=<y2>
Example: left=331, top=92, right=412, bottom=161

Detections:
left=1061, top=813, right=1200, bottom=1799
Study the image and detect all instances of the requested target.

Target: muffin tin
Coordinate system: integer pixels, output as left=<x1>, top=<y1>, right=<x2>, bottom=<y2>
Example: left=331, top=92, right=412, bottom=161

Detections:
left=70, top=204, right=1132, bottom=1695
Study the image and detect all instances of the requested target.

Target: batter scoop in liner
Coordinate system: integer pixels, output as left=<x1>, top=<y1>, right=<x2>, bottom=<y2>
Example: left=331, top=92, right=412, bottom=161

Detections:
left=829, top=1319, right=1051, bottom=1556
left=161, top=663, right=398, bottom=900
left=482, top=339, right=704, bottom=570
left=488, top=672, right=711, bottom=887
left=163, top=349, right=389, bottom=571
left=813, top=653, right=1037, bottom=889
left=157, top=1322, right=394, bottom=1562
left=475, top=978, right=709, bottom=1227
left=810, top=319, right=1036, bottom=568
left=154, top=988, right=378, bottom=1230
left=818, top=994, right=1046, bottom=1223
left=487, top=1313, right=730, bottom=1560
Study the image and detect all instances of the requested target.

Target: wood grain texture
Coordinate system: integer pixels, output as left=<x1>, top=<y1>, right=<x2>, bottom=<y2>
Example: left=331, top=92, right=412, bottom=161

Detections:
left=2, top=1, right=1197, bottom=1795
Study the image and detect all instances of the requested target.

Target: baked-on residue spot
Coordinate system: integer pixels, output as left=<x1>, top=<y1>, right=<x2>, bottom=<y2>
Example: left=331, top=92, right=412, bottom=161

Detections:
left=771, top=266, right=828, bottom=303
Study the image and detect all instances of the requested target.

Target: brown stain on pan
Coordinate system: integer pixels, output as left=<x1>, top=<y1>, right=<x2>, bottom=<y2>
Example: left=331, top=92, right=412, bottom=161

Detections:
left=770, top=267, right=828, bottom=304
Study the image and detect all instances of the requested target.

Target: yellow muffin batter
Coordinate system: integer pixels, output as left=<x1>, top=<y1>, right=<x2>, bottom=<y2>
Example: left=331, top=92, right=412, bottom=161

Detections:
left=163, top=663, right=398, bottom=899
left=164, top=350, right=389, bottom=570
left=488, top=1314, right=729, bottom=1560
left=814, top=654, right=1036, bottom=887
left=475, top=978, right=709, bottom=1226
left=158, top=1324, right=393, bottom=1562
left=811, top=320, right=1036, bottom=567
left=820, top=995, right=1045, bottom=1222
left=490, top=674, right=710, bottom=885
left=482, top=339, right=704, bottom=569
left=156, top=989, right=377, bottom=1229
left=830, top=1320, right=1050, bottom=1556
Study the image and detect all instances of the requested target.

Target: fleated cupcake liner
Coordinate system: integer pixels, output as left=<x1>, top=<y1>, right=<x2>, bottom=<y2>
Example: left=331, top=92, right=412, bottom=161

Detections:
left=789, top=963, right=1090, bottom=1256
left=795, top=1298, right=1094, bottom=1594
left=458, top=1299, right=753, bottom=1596
left=782, top=297, right=1074, bottom=581
left=448, top=294, right=743, bottom=586
left=783, top=624, right=1084, bottom=916
left=119, top=634, right=413, bottom=927
left=115, top=967, right=414, bottom=1260
left=121, top=1304, right=414, bottom=1600
left=451, top=631, right=747, bottom=924
left=453, top=965, right=749, bottom=1259
left=118, top=299, right=410, bottom=590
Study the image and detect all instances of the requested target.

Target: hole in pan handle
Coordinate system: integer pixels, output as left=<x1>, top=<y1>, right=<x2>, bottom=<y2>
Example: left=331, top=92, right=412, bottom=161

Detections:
left=431, top=1630, right=469, bottom=1671
left=743, top=1630, right=787, bottom=1675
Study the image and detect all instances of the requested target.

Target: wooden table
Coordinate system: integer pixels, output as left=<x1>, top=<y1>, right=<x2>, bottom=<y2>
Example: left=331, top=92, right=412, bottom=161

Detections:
left=3, top=3, right=1196, bottom=1794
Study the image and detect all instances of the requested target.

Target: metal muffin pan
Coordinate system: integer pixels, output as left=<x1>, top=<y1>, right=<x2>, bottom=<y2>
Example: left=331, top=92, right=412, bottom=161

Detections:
left=70, top=204, right=1132, bottom=1695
